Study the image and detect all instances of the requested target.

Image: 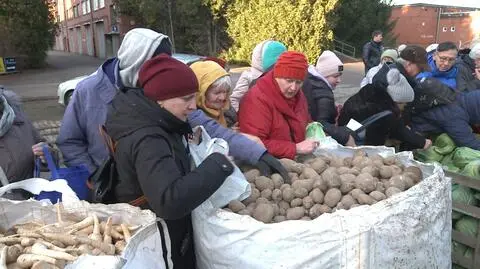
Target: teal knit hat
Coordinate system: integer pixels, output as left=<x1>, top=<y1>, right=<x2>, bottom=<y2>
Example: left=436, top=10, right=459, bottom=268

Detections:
left=261, top=41, right=287, bottom=71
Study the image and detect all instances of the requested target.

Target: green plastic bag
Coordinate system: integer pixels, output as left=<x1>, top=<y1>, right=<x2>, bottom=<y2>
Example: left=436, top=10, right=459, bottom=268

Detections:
left=452, top=184, right=476, bottom=219
left=414, top=146, right=444, bottom=163
left=455, top=216, right=479, bottom=237
left=433, top=133, right=456, bottom=155
left=306, top=122, right=326, bottom=140
left=461, top=160, right=480, bottom=178
left=452, top=147, right=480, bottom=169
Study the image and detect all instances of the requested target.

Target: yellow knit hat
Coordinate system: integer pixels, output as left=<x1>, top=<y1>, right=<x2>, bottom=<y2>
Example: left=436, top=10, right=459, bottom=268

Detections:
left=190, top=60, right=230, bottom=125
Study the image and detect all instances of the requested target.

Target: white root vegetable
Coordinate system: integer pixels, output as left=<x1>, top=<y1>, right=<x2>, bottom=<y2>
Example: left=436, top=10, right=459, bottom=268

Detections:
left=120, top=224, right=131, bottom=243
left=89, top=214, right=102, bottom=242
left=31, top=260, right=60, bottom=269
left=100, top=223, right=123, bottom=241
left=114, top=241, right=126, bottom=255
left=0, top=247, right=7, bottom=269
left=114, top=225, right=140, bottom=233
left=15, top=231, right=43, bottom=239
left=36, top=240, right=69, bottom=253
left=103, top=218, right=112, bottom=244
left=6, top=263, right=22, bottom=269
left=0, top=238, right=21, bottom=246
left=31, top=243, right=76, bottom=261
left=5, top=246, right=22, bottom=263
left=74, top=226, right=94, bottom=236
left=55, top=204, right=63, bottom=226
left=65, top=216, right=93, bottom=233
left=41, top=233, right=76, bottom=247
left=74, top=236, right=115, bottom=255
left=77, top=245, right=92, bottom=255
left=91, top=248, right=103, bottom=256
left=16, top=254, right=59, bottom=268
left=20, top=238, right=36, bottom=247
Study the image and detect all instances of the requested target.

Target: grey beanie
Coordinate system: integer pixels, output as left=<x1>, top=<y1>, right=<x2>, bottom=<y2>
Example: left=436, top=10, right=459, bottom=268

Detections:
left=386, top=69, right=414, bottom=103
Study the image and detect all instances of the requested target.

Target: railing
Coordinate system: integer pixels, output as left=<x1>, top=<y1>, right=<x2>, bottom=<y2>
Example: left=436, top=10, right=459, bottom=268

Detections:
left=333, top=39, right=356, bottom=58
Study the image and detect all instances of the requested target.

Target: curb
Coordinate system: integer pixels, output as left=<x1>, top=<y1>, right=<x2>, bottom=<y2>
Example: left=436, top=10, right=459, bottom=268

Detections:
left=22, top=96, right=58, bottom=102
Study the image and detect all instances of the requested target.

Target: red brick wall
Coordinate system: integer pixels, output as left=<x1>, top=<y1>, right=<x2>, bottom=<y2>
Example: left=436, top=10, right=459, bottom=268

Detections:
left=391, top=5, right=475, bottom=48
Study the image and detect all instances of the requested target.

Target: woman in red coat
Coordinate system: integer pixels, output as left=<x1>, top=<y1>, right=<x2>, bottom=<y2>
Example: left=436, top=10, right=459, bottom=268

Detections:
left=239, top=51, right=319, bottom=159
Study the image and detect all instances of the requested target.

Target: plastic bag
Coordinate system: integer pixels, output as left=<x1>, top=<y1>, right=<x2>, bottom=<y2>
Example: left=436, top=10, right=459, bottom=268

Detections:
left=305, top=122, right=326, bottom=140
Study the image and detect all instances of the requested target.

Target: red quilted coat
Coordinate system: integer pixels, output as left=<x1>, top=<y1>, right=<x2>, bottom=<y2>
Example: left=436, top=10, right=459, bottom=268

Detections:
left=238, top=71, right=310, bottom=159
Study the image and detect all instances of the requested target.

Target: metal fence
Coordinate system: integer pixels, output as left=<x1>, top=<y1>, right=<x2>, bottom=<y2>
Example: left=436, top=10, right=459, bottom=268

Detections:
left=333, top=39, right=356, bottom=58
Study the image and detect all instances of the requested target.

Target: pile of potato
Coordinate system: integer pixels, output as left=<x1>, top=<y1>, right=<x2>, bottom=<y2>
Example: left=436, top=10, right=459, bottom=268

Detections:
left=225, top=150, right=423, bottom=223
left=0, top=204, right=140, bottom=269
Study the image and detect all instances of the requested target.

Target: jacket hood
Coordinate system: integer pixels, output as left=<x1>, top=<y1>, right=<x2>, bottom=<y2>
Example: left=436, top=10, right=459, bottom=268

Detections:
left=1, top=89, right=21, bottom=109
left=190, top=61, right=230, bottom=126
left=308, top=65, right=333, bottom=90
left=251, top=41, right=268, bottom=72
left=117, top=28, right=170, bottom=88
left=106, top=89, right=191, bottom=141
left=250, top=40, right=286, bottom=73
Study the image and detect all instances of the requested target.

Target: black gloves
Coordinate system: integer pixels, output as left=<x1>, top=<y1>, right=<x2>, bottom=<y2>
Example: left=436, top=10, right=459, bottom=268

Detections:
left=256, top=153, right=291, bottom=183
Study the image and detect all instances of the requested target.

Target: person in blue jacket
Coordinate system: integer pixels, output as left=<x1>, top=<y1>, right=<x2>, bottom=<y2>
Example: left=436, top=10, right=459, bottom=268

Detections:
left=416, top=41, right=458, bottom=90
left=56, top=28, right=288, bottom=181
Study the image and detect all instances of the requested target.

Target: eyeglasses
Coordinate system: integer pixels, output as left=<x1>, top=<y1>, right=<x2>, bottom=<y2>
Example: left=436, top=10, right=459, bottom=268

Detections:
left=437, top=56, right=456, bottom=63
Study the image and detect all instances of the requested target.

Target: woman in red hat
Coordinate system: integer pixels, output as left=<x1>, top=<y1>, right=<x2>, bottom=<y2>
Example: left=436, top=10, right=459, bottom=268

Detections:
left=238, top=51, right=319, bottom=159
left=105, top=54, right=234, bottom=269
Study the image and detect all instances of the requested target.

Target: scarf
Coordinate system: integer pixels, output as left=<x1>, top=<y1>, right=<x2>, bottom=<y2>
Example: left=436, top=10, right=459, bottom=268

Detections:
left=0, top=93, right=15, bottom=137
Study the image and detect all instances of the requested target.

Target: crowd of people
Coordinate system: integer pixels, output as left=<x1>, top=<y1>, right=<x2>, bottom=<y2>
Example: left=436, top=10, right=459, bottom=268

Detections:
left=1, top=27, right=480, bottom=268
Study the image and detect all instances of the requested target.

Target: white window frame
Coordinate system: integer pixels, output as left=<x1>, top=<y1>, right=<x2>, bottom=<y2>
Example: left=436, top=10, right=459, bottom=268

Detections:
left=442, top=26, right=447, bottom=32
left=451, top=26, right=455, bottom=32
left=93, top=0, right=99, bottom=11
left=99, top=0, right=105, bottom=9
left=82, top=1, right=87, bottom=15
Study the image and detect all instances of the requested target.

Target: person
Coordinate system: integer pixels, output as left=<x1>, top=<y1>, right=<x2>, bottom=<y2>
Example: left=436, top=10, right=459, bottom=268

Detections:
left=0, top=88, right=53, bottom=199
left=239, top=51, right=319, bottom=159
left=338, top=66, right=430, bottom=149
left=360, top=49, right=398, bottom=88
left=57, top=28, right=285, bottom=179
left=105, top=54, right=234, bottom=268
left=456, top=43, right=480, bottom=92
left=57, top=28, right=173, bottom=175
left=362, top=30, right=384, bottom=74
left=398, top=46, right=480, bottom=150
left=417, top=41, right=458, bottom=89
left=230, top=40, right=287, bottom=111
left=302, top=50, right=356, bottom=147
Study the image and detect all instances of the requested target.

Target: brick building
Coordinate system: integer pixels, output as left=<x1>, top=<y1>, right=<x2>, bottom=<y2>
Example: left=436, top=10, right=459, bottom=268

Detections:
left=390, top=1, right=480, bottom=48
left=53, top=0, right=135, bottom=58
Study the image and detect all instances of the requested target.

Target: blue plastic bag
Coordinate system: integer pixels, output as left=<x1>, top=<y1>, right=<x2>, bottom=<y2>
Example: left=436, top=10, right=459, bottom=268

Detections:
left=34, top=145, right=89, bottom=203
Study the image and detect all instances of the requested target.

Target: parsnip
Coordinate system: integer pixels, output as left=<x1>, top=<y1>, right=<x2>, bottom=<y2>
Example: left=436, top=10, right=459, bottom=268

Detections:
left=77, top=245, right=92, bottom=255
left=41, top=233, right=76, bottom=246
left=74, top=236, right=115, bottom=255
left=0, top=247, right=7, bottom=269
left=0, top=238, right=21, bottom=246
left=114, top=225, right=140, bottom=233
left=5, top=246, right=21, bottom=263
left=31, top=260, right=60, bottom=269
left=103, top=218, right=112, bottom=244
left=65, top=216, right=93, bottom=233
left=89, top=214, right=101, bottom=242
left=73, top=226, right=93, bottom=236
left=6, top=262, right=22, bottom=269
left=91, top=248, right=103, bottom=256
left=20, top=238, right=36, bottom=247
left=114, top=241, right=126, bottom=255
left=120, top=224, right=131, bottom=243
left=100, top=223, right=123, bottom=240
left=31, top=243, right=76, bottom=261
left=16, top=254, right=58, bottom=268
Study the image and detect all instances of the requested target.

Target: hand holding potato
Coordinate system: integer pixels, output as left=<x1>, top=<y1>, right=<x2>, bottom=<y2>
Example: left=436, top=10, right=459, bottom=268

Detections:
left=295, top=139, right=319, bottom=155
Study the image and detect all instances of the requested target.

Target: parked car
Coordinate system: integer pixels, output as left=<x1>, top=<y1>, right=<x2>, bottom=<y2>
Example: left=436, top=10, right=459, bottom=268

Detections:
left=57, top=53, right=227, bottom=106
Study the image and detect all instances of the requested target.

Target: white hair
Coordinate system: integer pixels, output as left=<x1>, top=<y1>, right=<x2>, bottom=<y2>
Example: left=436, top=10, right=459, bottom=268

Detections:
left=209, top=75, right=232, bottom=93
left=470, top=43, right=480, bottom=60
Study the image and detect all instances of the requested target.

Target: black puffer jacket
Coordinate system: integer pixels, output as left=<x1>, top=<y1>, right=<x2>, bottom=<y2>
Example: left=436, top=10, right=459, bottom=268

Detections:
left=105, top=89, right=234, bottom=269
left=337, top=81, right=426, bottom=148
left=456, top=54, right=480, bottom=92
left=362, top=41, right=383, bottom=73
left=302, top=71, right=353, bottom=145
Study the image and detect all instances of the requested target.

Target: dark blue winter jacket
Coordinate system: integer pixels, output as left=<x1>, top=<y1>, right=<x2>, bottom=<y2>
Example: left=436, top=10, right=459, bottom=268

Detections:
left=410, top=91, right=480, bottom=150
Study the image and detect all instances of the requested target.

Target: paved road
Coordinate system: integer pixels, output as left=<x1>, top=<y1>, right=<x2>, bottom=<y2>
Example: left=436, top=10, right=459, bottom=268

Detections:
left=0, top=51, right=365, bottom=123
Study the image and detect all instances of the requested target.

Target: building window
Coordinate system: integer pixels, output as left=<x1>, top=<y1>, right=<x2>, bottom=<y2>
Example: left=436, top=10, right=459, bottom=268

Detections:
left=451, top=26, right=455, bottom=32
left=93, top=0, right=98, bottom=10
left=99, top=0, right=105, bottom=8
left=73, top=5, right=79, bottom=17
left=82, top=1, right=87, bottom=15
left=442, top=27, right=447, bottom=32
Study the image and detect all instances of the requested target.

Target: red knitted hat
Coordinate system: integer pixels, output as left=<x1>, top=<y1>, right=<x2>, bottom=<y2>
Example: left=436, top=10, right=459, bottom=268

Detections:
left=273, top=51, right=308, bottom=80
left=139, top=54, right=199, bottom=101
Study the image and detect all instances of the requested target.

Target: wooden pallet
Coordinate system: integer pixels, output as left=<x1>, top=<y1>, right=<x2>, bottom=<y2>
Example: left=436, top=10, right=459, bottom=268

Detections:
left=448, top=170, right=480, bottom=269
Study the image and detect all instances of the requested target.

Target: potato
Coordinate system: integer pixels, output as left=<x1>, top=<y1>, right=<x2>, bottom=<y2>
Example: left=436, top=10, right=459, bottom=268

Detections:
left=310, top=158, right=328, bottom=174
left=243, top=188, right=260, bottom=205
left=301, top=167, right=319, bottom=180
left=286, top=207, right=305, bottom=220
left=309, top=204, right=323, bottom=219
left=273, top=216, right=287, bottom=223
left=237, top=209, right=251, bottom=216
left=343, top=157, right=353, bottom=167
left=309, top=188, right=324, bottom=204
left=228, top=200, right=246, bottom=213
left=302, top=196, right=314, bottom=209
left=385, top=187, right=402, bottom=198
left=375, top=182, right=386, bottom=193
left=379, top=165, right=393, bottom=179
left=290, top=198, right=303, bottom=207
left=357, top=193, right=376, bottom=205
left=288, top=172, right=298, bottom=179
left=404, top=166, right=423, bottom=183
left=350, top=204, right=361, bottom=208
left=322, top=168, right=341, bottom=189
left=280, top=158, right=304, bottom=173
left=255, top=176, right=274, bottom=191
left=389, top=175, right=406, bottom=191
left=246, top=202, right=257, bottom=211
left=350, top=188, right=365, bottom=200
left=324, top=188, right=342, bottom=208
left=390, top=165, right=403, bottom=176
left=252, top=203, right=275, bottom=223
left=372, top=159, right=385, bottom=168
left=355, top=173, right=377, bottom=193
left=256, top=197, right=270, bottom=205
left=336, top=202, right=346, bottom=210
left=293, top=187, right=309, bottom=199
left=383, top=156, right=396, bottom=165
left=361, top=166, right=380, bottom=177
left=244, top=169, right=261, bottom=183
left=280, top=184, right=290, bottom=191
left=329, top=157, right=345, bottom=168
left=261, top=189, right=273, bottom=200
left=271, top=203, right=280, bottom=216
left=292, top=179, right=314, bottom=192
left=272, top=189, right=283, bottom=202
left=336, top=167, right=351, bottom=175
left=369, top=191, right=387, bottom=201
left=282, top=187, right=295, bottom=202
left=340, top=195, right=356, bottom=209
left=312, top=176, right=328, bottom=192
left=278, top=200, right=290, bottom=211
left=301, top=216, right=312, bottom=221
left=271, top=174, right=284, bottom=189
left=350, top=167, right=361, bottom=176
left=401, top=175, right=415, bottom=189
left=339, top=174, right=356, bottom=194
